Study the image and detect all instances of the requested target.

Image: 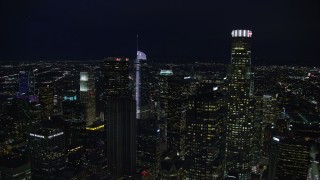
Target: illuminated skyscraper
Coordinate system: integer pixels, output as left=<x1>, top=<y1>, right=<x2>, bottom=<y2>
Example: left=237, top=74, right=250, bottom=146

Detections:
left=261, top=95, right=278, bottom=155
left=135, top=51, right=147, bottom=119
left=104, top=57, right=137, bottom=179
left=268, top=118, right=309, bottom=180
left=224, top=30, right=255, bottom=179
left=39, top=85, right=54, bottom=119
left=157, top=69, right=174, bottom=152
left=80, top=71, right=96, bottom=126
left=104, top=57, right=130, bottom=99
left=185, top=83, right=226, bottom=179
left=270, top=137, right=309, bottom=180
left=158, top=70, right=174, bottom=119
left=19, top=71, right=30, bottom=95
left=29, top=128, right=65, bottom=179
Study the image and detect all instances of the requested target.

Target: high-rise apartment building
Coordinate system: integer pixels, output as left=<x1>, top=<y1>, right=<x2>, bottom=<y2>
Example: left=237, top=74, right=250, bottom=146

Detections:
left=29, top=128, right=65, bottom=180
left=224, top=30, right=255, bottom=179
left=80, top=71, right=96, bottom=126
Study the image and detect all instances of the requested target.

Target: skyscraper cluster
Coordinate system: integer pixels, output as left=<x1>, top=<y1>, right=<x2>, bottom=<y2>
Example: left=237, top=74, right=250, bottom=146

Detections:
left=1, top=29, right=318, bottom=180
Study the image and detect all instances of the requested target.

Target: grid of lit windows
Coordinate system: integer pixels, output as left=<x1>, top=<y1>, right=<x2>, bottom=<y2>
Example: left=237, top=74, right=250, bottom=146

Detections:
left=225, top=30, right=254, bottom=179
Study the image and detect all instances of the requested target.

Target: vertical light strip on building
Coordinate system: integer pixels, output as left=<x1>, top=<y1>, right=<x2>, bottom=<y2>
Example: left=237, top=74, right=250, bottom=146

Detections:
left=136, top=51, right=147, bottom=119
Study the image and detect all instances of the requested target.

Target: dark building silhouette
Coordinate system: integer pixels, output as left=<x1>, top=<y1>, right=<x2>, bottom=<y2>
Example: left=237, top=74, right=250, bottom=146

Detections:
left=104, top=57, right=137, bottom=179
left=29, top=128, right=65, bottom=180
left=137, top=117, right=161, bottom=179
left=0, top=154, right=31, bottom=179
left=106, top=97, right=136, bottom=179
left=104, top=57, right=130, bottom=99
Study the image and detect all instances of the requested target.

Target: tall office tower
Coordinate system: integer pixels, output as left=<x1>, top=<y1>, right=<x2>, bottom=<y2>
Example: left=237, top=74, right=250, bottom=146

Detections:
left=30, top=69, right=36, bottom=94
left=166, top=77, right=189, bottom=156
left=104, top=57, right=130, bottom=99
left=80, top=71, right=96, bottom=126
left=104, top=57, right=136, bottom=179
left=135, top=51, right=147, bottom=119
left=268, top=118, right=309, bottom=180
left=251, top=96, right=263, bottom=165
left=137, top=117, right=161, bottom=179
left=19, top=71, right=30, bottom=95
left=139, top=63, right=153, bottom=120
left=29, top=128, right=65, bottom=179
left=106, top=97, right=136, bottom=179
left=157, top=70, right=174, bottom=152
left=273, top=138, right=309, bottom=180
left=158, top=70, right=173, bottom=119
left=185, top=83, right=226, bottom=179
left=39, top=85, right=54, bottom=119
left=261, top=95, right=278, bottom=155
left=225, top=30, right=255, bottom=179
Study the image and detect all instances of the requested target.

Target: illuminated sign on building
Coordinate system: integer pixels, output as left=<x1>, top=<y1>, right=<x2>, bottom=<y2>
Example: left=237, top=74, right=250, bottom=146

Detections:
left=63, top=95, right=77, bottom=101
left=160, top=70, right=173, bottom=76
left=231, top=30, right=252, bottom=38
left=48, top=132, right=64, bottom=139
left=30, top=133, right=45, bottom=139
left=30, top=132, right=64, bottom=139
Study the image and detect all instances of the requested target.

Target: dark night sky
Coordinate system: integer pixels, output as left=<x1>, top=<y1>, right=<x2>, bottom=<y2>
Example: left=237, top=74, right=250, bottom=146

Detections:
left=0, top=0, right=320, bottom=64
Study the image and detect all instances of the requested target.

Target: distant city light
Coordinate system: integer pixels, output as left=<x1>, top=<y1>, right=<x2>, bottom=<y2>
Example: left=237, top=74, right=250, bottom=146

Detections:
left=86, top=125, right=105, bottom=131
left=273, top=137, right=280, bottom=142
left=160, top=70, right=173, bottom=76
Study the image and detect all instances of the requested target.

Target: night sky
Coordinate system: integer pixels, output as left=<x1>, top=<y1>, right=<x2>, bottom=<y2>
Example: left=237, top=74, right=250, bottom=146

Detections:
left=0, top=0, right=320, bottom=64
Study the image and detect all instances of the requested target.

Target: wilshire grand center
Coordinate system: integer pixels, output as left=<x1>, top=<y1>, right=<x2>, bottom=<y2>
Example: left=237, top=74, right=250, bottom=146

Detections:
left=225, top=30, right=255, bottom=179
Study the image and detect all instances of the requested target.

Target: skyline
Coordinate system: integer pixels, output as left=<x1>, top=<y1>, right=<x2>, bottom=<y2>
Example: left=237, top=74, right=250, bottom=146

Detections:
left=1, top=0, right=320, bottom=65
left=1, top=27, right=320, bottom=179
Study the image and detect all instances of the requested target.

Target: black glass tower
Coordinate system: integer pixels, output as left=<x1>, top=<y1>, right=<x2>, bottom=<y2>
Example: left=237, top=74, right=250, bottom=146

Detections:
left=104, top=57, right=137, bottom=179
left=29, top=128, right=65, bottom=180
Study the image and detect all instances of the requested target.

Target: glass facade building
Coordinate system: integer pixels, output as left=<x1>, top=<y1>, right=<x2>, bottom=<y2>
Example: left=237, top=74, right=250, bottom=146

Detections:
left=104, top=57, right=137, bottom=179
left=224, top=30, right=255, bottom=179
left=80, top=71, right=96, bottom=126
left=29, top=128, right=65, bottom=180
